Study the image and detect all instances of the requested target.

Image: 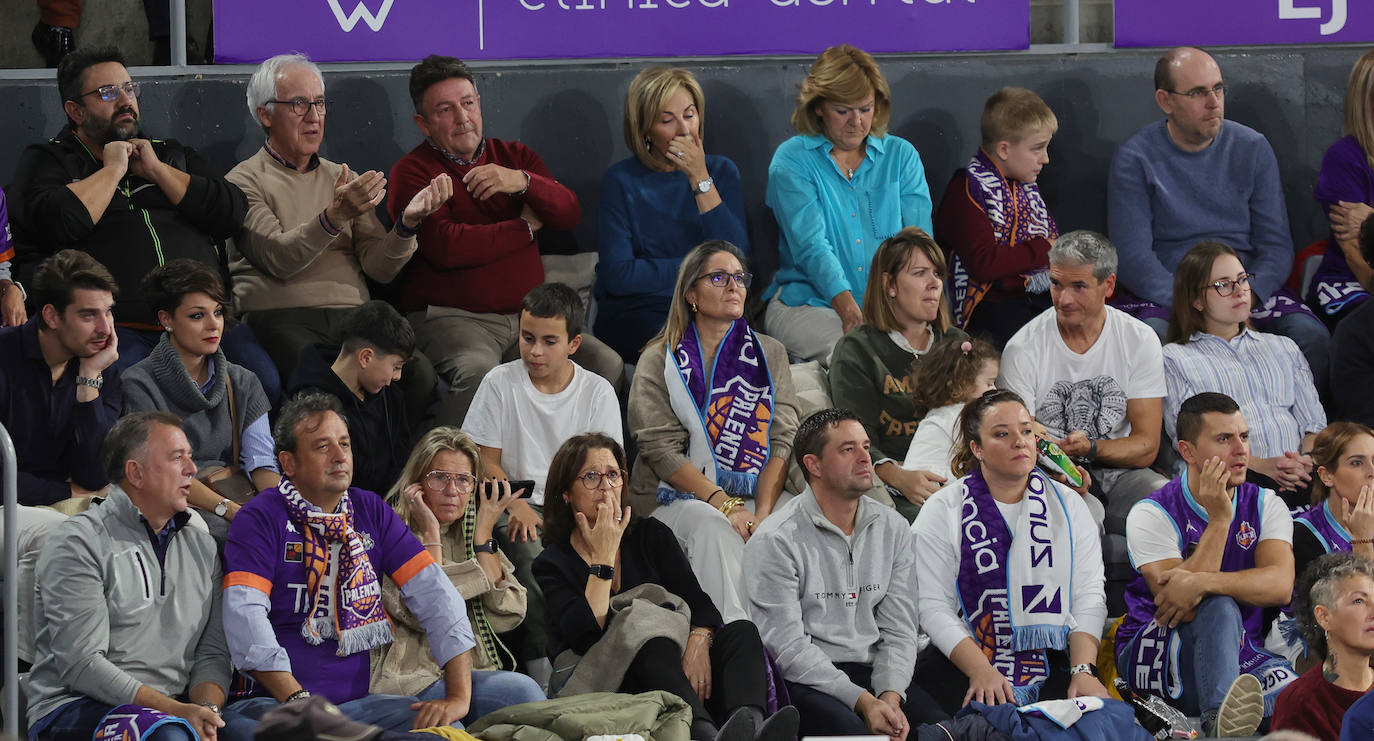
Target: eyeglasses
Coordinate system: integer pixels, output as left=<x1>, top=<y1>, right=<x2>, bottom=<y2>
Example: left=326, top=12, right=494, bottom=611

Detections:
left=1167, top=83, right=1227, bottom=100
left=1202, top=273, right=1253, bottom=297
left=423, top=470, right=476, bottom=492
left=268, top=97, right=328, bottom=116
left=697, top=271, right=752, bottom=289
left=577, top=469, right=626, bottom=490
left=76, top=81, right=139, bottom=102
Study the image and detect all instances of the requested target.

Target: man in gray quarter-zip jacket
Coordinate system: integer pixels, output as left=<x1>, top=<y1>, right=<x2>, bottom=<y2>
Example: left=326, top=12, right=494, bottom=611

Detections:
left=744, top=408, right=944, bottom=741
left=26, top=412, right=231, bottom=741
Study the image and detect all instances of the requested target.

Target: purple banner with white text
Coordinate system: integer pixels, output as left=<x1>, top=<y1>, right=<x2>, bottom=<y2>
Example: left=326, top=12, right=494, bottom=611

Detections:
left=213, top=0, right=1028, bottom=64
left=1116, top=0, right=1370, bottom=47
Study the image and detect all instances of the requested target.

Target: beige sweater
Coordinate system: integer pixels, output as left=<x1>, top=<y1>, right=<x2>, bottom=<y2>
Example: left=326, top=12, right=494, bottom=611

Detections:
left=626, top=329, right=803, bottom=515
left=226, top=148, right=416, bottom=312
left=371, top=521, right=527, bottom=694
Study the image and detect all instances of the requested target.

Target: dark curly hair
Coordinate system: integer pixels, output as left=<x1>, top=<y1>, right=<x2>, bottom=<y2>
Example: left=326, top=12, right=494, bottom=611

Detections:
left=910, top=336, right=999, bottom=420
left=140, top=258, right=234, bottom=326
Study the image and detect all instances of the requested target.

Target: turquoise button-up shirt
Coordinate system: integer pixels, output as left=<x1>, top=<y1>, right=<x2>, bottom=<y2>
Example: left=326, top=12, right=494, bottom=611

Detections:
left=764, top=132, right=932, bottom=308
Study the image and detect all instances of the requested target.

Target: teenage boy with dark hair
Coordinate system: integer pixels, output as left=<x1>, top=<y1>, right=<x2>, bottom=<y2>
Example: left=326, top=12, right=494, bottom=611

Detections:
left=463, top=281, right=622, bottom=685
left=287, top=300, right=416, bottom=495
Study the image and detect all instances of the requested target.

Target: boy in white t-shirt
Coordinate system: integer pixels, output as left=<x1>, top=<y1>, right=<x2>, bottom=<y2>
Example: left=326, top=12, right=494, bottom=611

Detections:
left=462, top=281, right=623, bottom=682
left=999, top=230, right=1170, bottom=534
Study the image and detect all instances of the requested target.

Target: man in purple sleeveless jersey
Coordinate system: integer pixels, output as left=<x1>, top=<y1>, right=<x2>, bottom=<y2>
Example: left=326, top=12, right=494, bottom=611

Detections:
left=1115, top=392, right=1296, bottom=736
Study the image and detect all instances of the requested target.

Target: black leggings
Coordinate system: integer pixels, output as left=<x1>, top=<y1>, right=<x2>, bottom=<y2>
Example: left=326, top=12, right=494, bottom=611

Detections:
left=619, top=620, right=768, bottom=725
left=914, top=644, right=1071, bottom=716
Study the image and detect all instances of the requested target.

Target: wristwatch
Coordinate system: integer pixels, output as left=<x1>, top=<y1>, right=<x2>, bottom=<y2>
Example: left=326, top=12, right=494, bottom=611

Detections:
left=695, top=177, right=714, bottom=194
left=214, top=499, right=230, bottom=517
left=472, top=538, right=499, bottom=554
left=1069, top=663, right=1099, bottom=677
left=75, top=374, right=103, bottom=389
left=588, top=563, right=615, bottom=580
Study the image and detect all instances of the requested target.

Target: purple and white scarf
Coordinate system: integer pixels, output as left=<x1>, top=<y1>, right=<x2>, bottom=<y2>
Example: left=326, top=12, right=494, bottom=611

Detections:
left=94, top=705, right=196, bottom=741
left=956, top=468, right=1076, bottom=703
left=657, top=318, right=775, bottom=505
left=948, top=149, right=1058, bottom=329
left=281, top=478, right=393, bottom=656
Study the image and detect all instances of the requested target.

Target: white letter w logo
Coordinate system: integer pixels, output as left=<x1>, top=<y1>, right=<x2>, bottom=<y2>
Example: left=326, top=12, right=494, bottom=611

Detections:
left=326, top=0, right=395, bottom=31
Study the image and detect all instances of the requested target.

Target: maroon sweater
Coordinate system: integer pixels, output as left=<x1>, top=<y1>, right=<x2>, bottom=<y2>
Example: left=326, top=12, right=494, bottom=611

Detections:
left=388, top=138, right=580, bottom=314
left=1271, top=664, right=1369, bottom=741
left=934, top=169, right=1053, bottom=303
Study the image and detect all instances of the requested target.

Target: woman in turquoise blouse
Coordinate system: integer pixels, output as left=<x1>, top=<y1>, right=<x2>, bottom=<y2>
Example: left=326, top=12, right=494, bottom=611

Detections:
left=763, top=44, right=933, bottom=366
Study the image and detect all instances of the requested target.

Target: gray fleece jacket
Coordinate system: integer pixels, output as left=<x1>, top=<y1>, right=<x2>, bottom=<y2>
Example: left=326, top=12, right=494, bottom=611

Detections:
left=742, top=488, right=920, bottom=709
left=25, top=487, right=230, bottom=725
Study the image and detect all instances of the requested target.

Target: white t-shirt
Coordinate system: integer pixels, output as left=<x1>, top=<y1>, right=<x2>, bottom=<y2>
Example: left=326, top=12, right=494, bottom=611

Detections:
left=902, top=402, right=963, bottom=480
left=911, top=477, right=1107, bottom=657
left=1125, top=478, right=1293, bottom=570
left=462, top=360, right=623, bottom=506
left=998, top=305, right=1166, bottom=441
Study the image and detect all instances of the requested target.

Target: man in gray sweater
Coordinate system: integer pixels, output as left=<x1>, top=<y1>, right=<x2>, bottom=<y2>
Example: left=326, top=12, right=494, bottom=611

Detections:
left=26, top=412, right=231, bottom=741
left=744, top=408, right=941, bottom=740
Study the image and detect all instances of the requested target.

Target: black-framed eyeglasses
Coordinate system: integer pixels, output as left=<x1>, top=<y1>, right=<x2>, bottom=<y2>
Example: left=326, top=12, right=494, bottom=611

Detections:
left=268, top=97, right=328, bottom=116
left=1202, top=273, right=1253, bottom=297
left=577, top=469, right=626, bottom=490
left=423, top=470, right=476, bottom=492
left=697, top=271, right=752, bottom=289
left=75, top=81, right=139, bottom=103
left=1167, top=83, right=1227, bottom=100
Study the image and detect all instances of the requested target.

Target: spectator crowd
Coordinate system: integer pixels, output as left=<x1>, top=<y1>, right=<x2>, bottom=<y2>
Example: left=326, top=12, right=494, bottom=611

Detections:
left=9, top=41, right=1374, bottom=741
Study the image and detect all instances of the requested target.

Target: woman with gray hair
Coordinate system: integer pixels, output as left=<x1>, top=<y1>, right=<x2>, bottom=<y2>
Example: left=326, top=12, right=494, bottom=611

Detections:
left=1270, top=552, right=1374, bottom=740
left=595, top=66, right=749, bottom=362
left=626, top=240, right=801, bottom=622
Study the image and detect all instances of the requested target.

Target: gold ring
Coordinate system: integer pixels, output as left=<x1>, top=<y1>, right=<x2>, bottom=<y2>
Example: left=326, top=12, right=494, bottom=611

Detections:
left=746, top=520, right=755, bottom=532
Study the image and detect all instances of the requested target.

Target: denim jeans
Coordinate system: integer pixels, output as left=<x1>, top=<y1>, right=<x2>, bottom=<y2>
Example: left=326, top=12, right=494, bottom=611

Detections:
left=30, top=698, right=196, bottom=741
left=416, top=669, right=547, bottom=724
left=1120, top=595, right=1296, bottom=718
left=220, top=693, right=419, bottom=741
left=219, top=670, right=545, bottom=741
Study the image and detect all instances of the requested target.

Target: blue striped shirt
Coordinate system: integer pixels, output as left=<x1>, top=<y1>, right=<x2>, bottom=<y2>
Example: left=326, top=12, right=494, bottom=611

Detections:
left=1162, top=329, right=1325, bottom=464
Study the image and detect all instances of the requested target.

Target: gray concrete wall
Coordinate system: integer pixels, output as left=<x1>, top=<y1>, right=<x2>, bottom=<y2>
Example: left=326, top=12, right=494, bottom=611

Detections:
left=0, top=46, right=1364, bottom=284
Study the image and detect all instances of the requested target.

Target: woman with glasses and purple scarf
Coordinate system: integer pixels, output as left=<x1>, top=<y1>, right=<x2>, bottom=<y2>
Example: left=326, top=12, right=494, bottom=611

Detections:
left=373, top=427, right=547, bottom=721
left=911, top=389, right=1108, bottom=715
left=1161, top=241, right=1326, bottom=508
left=534, top=433, right=798, bottom=741
left=625, top=240, right=801, bottom=625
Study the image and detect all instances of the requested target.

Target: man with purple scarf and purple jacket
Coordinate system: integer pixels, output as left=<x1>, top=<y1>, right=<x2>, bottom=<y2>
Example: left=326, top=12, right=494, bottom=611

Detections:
left=1115, top=392, right=1297, bottom=737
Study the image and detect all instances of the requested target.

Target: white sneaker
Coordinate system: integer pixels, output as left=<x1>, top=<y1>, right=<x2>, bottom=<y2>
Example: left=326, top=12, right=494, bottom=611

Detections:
left=1212, top=674, right=1263, bottom=737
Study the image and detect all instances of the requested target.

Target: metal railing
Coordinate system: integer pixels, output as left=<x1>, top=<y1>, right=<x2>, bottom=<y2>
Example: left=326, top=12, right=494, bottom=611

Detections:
left=3, top=420, right=18, bottom=741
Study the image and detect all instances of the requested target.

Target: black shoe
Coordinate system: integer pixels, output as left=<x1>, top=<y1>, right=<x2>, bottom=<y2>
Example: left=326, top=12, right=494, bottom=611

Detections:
left=756, top=706, right=799, bottom=741
left=714, top=707, right=757, bottom=741
left=31, top=22, right=74, bottom=68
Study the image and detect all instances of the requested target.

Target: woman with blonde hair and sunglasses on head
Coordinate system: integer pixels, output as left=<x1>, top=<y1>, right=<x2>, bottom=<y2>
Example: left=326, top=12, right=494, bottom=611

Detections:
left=595, top=66, right=749, bottom=363
left=372, top=426, right=546, bottom=720
left=626, top=240, right=801, bottom=624
left=763, top=44, right=933, bottom=366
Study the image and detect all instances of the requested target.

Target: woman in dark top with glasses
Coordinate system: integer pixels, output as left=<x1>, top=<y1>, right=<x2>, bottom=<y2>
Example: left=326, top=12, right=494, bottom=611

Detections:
left=533, top=433, right=796, bottom=741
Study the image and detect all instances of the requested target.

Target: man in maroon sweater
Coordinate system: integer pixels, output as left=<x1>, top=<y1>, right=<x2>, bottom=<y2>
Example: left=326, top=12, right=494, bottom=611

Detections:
left=388, top=55, right=623, bottom=430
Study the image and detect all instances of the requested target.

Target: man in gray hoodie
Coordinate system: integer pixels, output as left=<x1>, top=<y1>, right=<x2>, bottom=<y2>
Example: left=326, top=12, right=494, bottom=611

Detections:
left=744, top=408, right=942, bottom=740
left=26, top=412, right=231, bottom=741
